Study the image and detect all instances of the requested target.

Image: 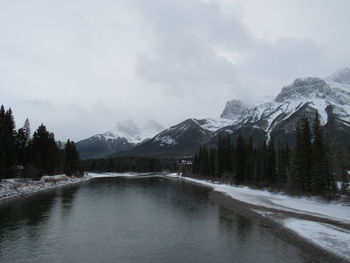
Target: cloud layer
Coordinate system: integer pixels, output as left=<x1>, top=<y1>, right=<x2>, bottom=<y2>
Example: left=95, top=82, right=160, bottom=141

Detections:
left=0, top=0, right=349, bottom=140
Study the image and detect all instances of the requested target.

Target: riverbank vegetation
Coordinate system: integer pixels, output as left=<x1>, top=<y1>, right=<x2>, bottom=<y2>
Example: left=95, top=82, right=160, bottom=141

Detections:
left=81, top=156, right=178, bottom=173
left=0, top=105, right=81, bottom=179
left=192, top=112, right=349, bottom=198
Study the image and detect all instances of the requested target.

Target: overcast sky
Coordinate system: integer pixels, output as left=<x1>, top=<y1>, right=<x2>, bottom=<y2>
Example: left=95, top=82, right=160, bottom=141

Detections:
left=1, top=0, right=349, bottom=141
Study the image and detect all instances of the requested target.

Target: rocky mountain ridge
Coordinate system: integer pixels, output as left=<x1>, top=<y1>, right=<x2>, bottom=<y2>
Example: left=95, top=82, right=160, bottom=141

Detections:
left=78, top=68, right=350, bottom=159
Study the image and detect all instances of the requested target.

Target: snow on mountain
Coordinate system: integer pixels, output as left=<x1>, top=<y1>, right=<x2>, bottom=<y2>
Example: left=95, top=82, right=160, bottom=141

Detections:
left=104, top=120, right=142, bottom=144
left=220, top=99, right=250, bottom=122
left=196, top=118, right=234, bottom=132
left=83, top=68, right=350, bottom=159
left=254, top=74, right=349, bottom=128
left=151, top=117, right=234, bottom=147
left=76, top=119, right=164, bottom=159
left=215, top=68, right=350, bottom=145
left=95, top=119, right=164, bottom=144
left=326, top=67, right=350, bottom=85
left=113, top=117, right=235, bottom=158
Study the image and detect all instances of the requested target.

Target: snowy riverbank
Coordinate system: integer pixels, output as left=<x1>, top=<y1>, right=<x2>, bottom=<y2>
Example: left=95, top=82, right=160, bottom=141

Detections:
left=0, top=172, right=152, bottom=201
left=0, top=174, right=90, bottom=201
left=2, top=172, right=349, bottom=261
left=166, top=173, right=350, bottom=262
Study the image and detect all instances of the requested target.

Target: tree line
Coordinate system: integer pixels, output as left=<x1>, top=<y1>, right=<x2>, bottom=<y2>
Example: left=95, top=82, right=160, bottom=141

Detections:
left=81, top=156, right=178, bottom=173
left=0, top=105, right=81, bottom=179
left=192, top=112, right=349, bottom=198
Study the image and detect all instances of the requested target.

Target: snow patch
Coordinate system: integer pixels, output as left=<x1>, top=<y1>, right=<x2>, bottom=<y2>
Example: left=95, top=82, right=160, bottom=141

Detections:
left=166, top=174, right=350, bottom=224
left=0, top=175, right=90, bottom=200
left=165, top=174, right=350, bottom=261
left=282, top=218, right=350, bottom=261
left=154, top=135, right=177, bottom=145
left=87, top=172, right=143, bottom=178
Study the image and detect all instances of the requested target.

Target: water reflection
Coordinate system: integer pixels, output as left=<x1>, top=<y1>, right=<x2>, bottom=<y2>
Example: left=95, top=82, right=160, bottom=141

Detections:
left=0, top=177, right=325, bottom=263
left=0, top=191, right=56, bottom=228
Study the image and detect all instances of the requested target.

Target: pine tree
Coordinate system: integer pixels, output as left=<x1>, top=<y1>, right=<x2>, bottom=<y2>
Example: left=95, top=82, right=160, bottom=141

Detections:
left=2, top=107, right=17, bottom=177
left=276, top=144, right=290, bottom=188
left=265, top=139, right=276, bottom=186
left=16, top=119, right=31, bottom=165
left=244, top=138, right=254, bottom=185
left=0, top=105, right=6, bottom=178
left=311, top=111, right=335, bottom=196
left=235, top=135, right=246, bottom=184
left=290, top=117, right=313, bottom=194
left=301, top=117, right=313, bottom=193
left=29, top=124, right=61, bottom=176
left=340, top=166, right=349, bottom=193
left=64, top=140, right=81, bottom=176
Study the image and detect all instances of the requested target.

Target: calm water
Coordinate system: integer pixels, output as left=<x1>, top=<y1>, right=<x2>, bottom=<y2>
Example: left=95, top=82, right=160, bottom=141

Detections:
left=0, top=176, right=312, bottom=263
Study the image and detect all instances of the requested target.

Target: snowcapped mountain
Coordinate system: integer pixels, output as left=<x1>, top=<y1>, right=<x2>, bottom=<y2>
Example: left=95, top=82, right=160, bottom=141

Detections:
left=76, top=119, right=164, bottom=159
left=104, top=120, right=143, bottom=144
left=220, top=99, right=250, bottom=123
left=214, top=68, right=350, bottom=147
left=115, top=68, right=350, bottom=158
left=86, top=68, right=350, bottom=159
left=111, top=118, right=233, bottom=158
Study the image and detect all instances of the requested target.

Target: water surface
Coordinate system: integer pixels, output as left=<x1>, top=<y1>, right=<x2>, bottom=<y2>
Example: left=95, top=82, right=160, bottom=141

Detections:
left=0, top=176, right=314, bottom=262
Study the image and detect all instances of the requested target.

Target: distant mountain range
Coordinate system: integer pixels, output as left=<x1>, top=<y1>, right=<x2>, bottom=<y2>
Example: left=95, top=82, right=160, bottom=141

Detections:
left=109, top=118, right=232, bottom=158
left=213, top=68, right=350, bottom=148
left=77, top=68, right=350, bottom=159
left=76, top=119, right=164, bottom=159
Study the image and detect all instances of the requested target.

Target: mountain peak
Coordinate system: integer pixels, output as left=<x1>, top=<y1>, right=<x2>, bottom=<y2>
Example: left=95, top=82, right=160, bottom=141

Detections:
left=327, top=67, right=350, bottom=85
left=275, top=77, right=329, bottom=102
left=113, top=119, right=141, bottom=138
left=220, top=99, right=250, bottom=120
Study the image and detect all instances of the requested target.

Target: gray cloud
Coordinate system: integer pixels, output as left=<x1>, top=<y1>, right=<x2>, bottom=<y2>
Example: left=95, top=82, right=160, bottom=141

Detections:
left=134, top=0, right=335, bottom=104
left=0, top=0, right=349, bottom=140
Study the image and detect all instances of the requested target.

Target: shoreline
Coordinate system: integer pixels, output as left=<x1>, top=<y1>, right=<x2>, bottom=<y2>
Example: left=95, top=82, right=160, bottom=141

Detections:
left=210, top=190, right=347, bottom=263
left=166, top=173, right=350, bottom=263
left=0, top=172, right=160, bottom=202
left=2, top=172, right=349, bottom=262
left=0, top=175, right=91, bottom=202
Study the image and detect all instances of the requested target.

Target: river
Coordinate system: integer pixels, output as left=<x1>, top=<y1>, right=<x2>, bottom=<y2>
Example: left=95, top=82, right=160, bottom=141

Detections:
left=0, top=176, right=319, bottom=262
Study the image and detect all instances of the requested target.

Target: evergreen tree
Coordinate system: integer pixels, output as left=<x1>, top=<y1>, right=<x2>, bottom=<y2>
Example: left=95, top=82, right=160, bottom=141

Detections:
left=276, top=144, right=290, bottom=187
left=340, top=166, right=349, bottom=193
left=265, top=139, right=276, bottom=186
left=0, top=105, right=6, bottom=178
left=289, top=117, right=312, bottom=194
left=16, top=119, right=31, bottom=165
left=64, top=140, right=81, bottom=176
left=191, top=113, right=338, bottom=198
left=235, top=135, right=246, bottom=184
left=244, top=138, right=254, bottom=185
left=301, top=117, right=313, bottom=193
left=0, top=107, right=17, bottom=178
left=311, top=111, right=335, bottom=196
left=29, top=124, right=61, bottom=176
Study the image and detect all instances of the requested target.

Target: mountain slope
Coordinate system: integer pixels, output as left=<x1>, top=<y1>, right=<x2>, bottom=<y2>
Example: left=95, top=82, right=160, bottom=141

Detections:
left=76, top=119, right=164, bottom=159
left=213, top=68, right=350, bottom=147
left=220, top=99, right=250, bottom=122
left=87, top=68, right=350, bottom=159
left=111, top=118, right=232, bottom=158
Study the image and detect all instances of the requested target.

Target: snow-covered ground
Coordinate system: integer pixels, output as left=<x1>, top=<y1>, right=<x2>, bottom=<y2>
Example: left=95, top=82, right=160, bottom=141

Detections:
left=166, top=173, right=350, bottom=261
left=0, top=172, right=145, bottom=201
left=87, top=172, right=144, bottom=178
left=166, top=174, right=350, bottom=224
left=0, top=175, right=90, bottom=201
left=282, top=218, right=350, bottom=261
left=2, top=172, right=349, bottom=261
